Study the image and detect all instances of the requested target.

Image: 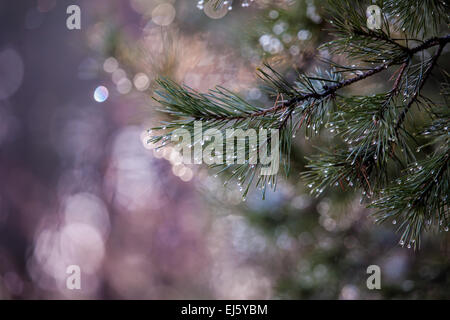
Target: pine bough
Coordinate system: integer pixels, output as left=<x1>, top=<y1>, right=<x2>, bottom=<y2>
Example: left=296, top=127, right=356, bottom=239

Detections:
left=150, top=0, right=450, bottom=249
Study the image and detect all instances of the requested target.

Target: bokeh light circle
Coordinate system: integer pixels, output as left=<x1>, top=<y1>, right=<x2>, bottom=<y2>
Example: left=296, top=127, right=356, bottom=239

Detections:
left=117, top=78, right=132, bottom=94
left=0, top=48, right=24, bottom=100
left=151, top=3, right=176, bottom=26
left=93, top=86, right=109, bottom=103
left=133, top=73, right=150, bottom=91
left=103, top=57, right=118, bottom=73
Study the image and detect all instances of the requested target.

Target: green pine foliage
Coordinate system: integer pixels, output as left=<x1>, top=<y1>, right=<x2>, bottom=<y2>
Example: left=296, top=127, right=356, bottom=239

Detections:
left=150, top=0, right=450, bottom=248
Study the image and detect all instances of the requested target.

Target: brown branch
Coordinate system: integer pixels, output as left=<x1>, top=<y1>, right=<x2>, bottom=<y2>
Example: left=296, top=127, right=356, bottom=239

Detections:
left=212, top=62, right=391, bottom=122
left=208, top=34, right=449, bottom=123
left=390, top=62, right=408, bottom=95
left=395, top=43, right=446, bottom=133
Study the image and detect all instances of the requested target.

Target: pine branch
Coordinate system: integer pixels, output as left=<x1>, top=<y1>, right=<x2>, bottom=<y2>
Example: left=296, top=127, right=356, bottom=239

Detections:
left=260, top=35, right=449, bottom=120
left=149, top=1, right=450, bottom=247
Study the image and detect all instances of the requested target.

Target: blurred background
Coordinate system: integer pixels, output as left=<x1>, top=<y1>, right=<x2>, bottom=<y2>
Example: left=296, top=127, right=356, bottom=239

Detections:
left=0, top=0, right=449, bottom=299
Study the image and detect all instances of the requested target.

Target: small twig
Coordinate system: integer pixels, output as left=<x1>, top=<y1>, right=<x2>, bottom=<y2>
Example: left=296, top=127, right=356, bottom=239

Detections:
left=390, top=62, right=408, bottom=95
left=395, top=43, right=446, bottom=133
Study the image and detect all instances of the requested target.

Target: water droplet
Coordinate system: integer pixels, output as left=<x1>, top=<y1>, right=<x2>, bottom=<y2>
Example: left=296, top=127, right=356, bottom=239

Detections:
left=204, top=0, right=229, bottom=19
